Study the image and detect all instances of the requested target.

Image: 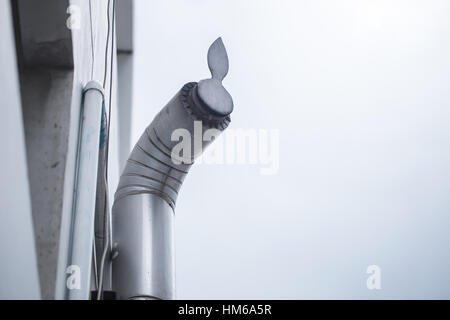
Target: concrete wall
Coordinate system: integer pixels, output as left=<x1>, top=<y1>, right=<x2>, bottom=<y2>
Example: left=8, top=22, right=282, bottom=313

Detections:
left=0, top=0, right=41, bottom=300
left=15, top=0, right=73, bottom=69
left=19, top=69, right=73, bottom=299
left=13, top=0, right=79, bottom=299
left=1, top=0, right=132, bottom=300
left=117, top=53, right=133, bottom=172
left=116, top=0, right=134, bottom=172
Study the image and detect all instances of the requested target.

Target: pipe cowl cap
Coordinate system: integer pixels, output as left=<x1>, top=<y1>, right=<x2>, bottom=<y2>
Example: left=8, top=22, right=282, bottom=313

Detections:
left=197, top=37, right=234, bottom=117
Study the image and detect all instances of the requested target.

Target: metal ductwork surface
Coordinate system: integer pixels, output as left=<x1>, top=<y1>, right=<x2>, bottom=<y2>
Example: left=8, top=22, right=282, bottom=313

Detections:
left=111, top=38, right=234, bottom=300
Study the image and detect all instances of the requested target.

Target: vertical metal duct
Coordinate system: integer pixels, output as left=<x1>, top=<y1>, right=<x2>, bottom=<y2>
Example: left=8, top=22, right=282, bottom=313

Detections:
left=112, top=38, right=234, bottom=300
left=66, top=81, right=104, bottom=300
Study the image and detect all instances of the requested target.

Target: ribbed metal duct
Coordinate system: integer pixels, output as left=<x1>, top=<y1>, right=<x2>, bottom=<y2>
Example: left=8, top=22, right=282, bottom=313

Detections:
left=111, top=38, right=234, bottom=300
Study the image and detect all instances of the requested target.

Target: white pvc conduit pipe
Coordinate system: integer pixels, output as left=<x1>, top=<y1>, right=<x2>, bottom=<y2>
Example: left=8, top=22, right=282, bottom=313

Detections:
left=66, top=81, right=105, bottom=300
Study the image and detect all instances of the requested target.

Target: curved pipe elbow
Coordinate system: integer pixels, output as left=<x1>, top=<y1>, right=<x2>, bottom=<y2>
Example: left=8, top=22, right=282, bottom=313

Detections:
left=115, top=82, right=231, bottom=209
left=112, top=82, right=232, bottom=300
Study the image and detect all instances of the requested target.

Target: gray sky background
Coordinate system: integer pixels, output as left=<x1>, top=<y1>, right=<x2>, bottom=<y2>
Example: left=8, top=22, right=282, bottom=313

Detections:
left=132, top=0, right=450, bottom=299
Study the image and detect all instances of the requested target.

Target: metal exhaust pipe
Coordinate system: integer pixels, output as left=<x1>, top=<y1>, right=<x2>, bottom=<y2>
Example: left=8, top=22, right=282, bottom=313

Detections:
left=111, top=38, right=234, bottom=300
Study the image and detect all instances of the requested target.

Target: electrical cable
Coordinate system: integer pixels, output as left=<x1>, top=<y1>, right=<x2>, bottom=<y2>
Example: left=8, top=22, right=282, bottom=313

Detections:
left=97, top=170, right=110, bottom=300
left=92, top=239, right=99, bottom=290
left=88, top=0, right=100, bottom=290
left=88, top=0, right=95, bottom=79
left=97, top=0, right=116, bottom=300
left=105, top=0, right=116, bottom=180
left=102, top=0, right=112, bottom=88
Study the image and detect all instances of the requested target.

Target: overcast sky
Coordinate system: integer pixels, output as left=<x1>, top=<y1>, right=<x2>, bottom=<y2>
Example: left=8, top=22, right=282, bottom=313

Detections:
left=132, top=0, right=450, bottom=299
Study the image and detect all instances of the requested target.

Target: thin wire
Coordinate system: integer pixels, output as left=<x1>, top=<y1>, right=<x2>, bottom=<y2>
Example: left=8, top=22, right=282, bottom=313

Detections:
left=97, top=0, right=116, bottom=300
left=97, top=170, right=110, bottom=300
left=88, top=0, right=95, bottom=79
left=103, top=0, right=112, bottom=88
left=92, top=240, right=99, bottom=290
left=105, top=0, right=116, bottom=179
left=88, top=0, right=100, bottom=288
